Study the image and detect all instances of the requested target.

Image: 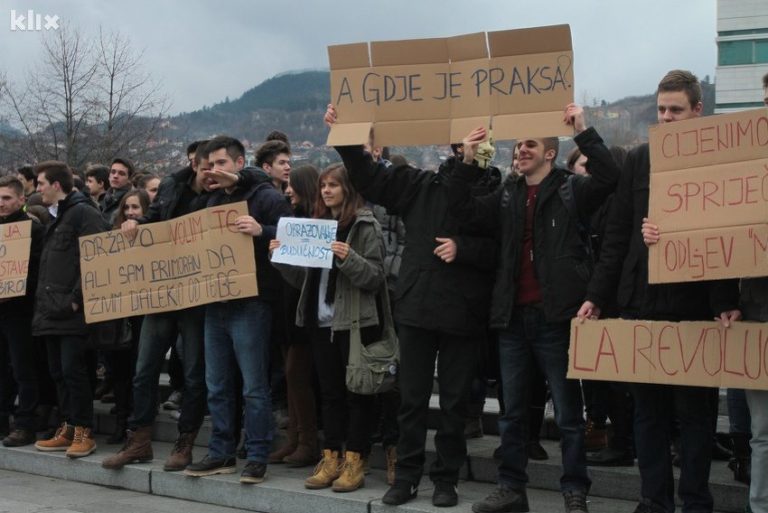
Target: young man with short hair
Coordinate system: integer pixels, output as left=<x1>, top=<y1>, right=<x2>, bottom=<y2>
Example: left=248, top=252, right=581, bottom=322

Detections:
left=579, top=70, right=741, bottom=513
left=100, top=157, right=135, bottom=224
left=446, top=105, right=619, bottom=513
left=255, top=140, right=291, bottom=190
left=184, top=136, right=291, bottom=484
left=85, top=165, right=109, bottom=205
left=0, top=176, right=44, bottom=447
left=32, top=161, right=108, bottom=458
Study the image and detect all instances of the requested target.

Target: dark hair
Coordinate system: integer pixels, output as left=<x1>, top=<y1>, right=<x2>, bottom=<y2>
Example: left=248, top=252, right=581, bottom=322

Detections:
left=35, top=161, right=74, bottom=193
left=314, top=164, right=363, bottom=229
left=111, top=157, right=136, bottom=177
left=186, top=140, right=206, bottom=156
left=136, top=173, right=159, bottom=190
left=192, top=140, right=210, bottom=164
left=0, top=175, right=24, bottom=196
left=763, top=72, right=768, bottom=89
left=389, top=154, right=408, bottom=167
left=288, top=165, right=319, bottom=217
left=255, top=140, right=291, bottom=167
left=201, top=136, right=245, bottom=163
left=73, top=175, right=85, bottom=191
left=85, top=165, right=109, bottom=187
left=658, top=69, right=702, bottom=108
left=113, top=189, right=150, bottom=228
left=17, top=165, right=35, bottom=182
left=542, top=137, right=559, bottom=159
left=26, top=205, right=50, bottom=224
left=609, top=146, right=628, bottom=170
left=567, top=147, right=583, bottom=172
left=266, top=130, right=290, bottom=146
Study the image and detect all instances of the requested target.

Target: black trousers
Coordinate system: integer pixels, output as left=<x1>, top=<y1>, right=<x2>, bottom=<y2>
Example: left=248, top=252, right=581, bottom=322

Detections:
left=0, top=318, right=40, bottom=430
left=310, top=327, right=375, bottom=454
left=46, top=335, right=93, bottom=428
left=395, top=324, right=477, bottom=486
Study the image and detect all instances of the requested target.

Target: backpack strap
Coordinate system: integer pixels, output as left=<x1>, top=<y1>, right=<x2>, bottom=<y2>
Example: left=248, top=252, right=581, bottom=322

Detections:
left=558, top=174, right=594, bottom=261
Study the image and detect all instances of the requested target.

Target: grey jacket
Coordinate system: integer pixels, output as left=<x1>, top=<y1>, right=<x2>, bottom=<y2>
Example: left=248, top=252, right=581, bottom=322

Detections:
left=275, top=208, right=386, bottom=330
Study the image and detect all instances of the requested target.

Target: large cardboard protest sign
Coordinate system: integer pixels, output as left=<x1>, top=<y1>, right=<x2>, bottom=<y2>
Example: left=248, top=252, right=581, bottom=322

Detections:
left=648, top=107, right=768, bottom=283
left=0, top=220, right=32, bottom=299
left=328, top=25, right=574, bottom=146
left=271, top=217, right=338, bottom=269
left=79, top=203, right=258, bottom=323
left=567, top=319, right=768, bottom=391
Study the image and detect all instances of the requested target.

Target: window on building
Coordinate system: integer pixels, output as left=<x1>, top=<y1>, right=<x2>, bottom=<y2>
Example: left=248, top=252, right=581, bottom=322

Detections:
left=718, top=39, right=768, bottom=65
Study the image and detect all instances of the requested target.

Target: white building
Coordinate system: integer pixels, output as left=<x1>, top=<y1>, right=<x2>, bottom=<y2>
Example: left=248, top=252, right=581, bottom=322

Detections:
left=715, top=0, right=768, bottom=113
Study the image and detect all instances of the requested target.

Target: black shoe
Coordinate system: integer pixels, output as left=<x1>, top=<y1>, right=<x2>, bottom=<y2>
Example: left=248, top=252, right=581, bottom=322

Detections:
left=472, top=485, right=529, bottom=513
left=632, top=499, right=665, bottom=513
left=586, top=447, right=633, bottom=466
left=236, top=445, right=247, bottom=460
left=183, top=455, right=236, bottom=477
left=563, top=490, right=588, bottom=513
left=493, top=445, right=503, bottom=460
left=240, top=461, right=266, bottom=484
left=712, top=439, right=733, bottom=461
left=382, top=480, right=418, bottom=505
left=527, top=441, right=549, bottom=461
left=433, top=481, right=458, bottom=507
left=2, top=429, right=36, bottom=447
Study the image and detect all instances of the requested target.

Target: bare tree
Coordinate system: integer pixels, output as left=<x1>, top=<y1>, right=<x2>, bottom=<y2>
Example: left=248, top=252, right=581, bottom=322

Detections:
left=0, top=24, right=169, bottom=171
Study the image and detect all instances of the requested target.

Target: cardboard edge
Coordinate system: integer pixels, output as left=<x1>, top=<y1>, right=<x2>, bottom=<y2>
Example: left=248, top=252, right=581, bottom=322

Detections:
left=326, top=122, right=373, bottom=146
left=492, top=112, right=570, bottom=140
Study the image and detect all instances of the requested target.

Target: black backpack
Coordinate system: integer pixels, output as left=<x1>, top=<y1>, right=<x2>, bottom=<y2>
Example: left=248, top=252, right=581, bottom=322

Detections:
left=558, top=174, right=595, bottom=262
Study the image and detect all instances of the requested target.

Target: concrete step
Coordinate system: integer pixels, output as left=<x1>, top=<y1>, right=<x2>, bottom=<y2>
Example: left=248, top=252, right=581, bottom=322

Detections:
left=87, top=402, right=749, bottom=512
left=0, top=439, right=738, bottom=513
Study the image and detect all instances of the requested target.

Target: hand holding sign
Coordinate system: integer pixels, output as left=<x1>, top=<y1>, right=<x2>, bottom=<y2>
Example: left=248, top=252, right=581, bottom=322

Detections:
left=717, top=309, right=742, bottom=329
left=269, top=239, right=281, bottom=256
left=563, top=103, right=586, bottom=135
left=576, top=300, right=601, bottom=323
left=331, top=241, right=350, bottom=261
left=324, top=104, right=337, bottom=128
left=234, top=215, right=263, bottom=237
left=121, top=219, right=139, bottom=241
left=461, top=127, right=488, bottom=165
left=641, top=218, right=660, bottom=247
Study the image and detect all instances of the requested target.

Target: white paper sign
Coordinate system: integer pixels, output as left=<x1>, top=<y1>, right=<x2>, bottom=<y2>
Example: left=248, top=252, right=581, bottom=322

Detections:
left=271, top=217, right=338, bottom=269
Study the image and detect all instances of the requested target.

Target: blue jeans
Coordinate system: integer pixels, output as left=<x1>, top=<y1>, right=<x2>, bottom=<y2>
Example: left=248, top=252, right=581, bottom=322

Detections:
left=129, top=307, right=206, bottom=433
left=205, top=298, right=272, bottom=463
left=497, top=306, right=590, bottom=493
left=745, top=390, right=767, bottom=513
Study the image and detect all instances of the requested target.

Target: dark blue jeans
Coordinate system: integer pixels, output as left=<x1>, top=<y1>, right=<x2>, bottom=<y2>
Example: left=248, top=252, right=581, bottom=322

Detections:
left=497, top=306, right=590, bottom=493
left=128, top=307, right=206, bottom=433
left=0, top=318, right=39, bottom=430
left=632, top=383, right=714, bottom=513
left=205, top=298, right=272, bottom=463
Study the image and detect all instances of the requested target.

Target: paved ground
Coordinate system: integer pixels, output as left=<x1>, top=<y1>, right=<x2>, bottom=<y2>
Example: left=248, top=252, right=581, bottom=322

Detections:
left=0, top=469, right=258, bottom=513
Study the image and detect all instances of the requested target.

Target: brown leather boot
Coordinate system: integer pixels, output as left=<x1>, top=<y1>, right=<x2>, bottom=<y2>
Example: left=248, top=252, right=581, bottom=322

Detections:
left=102, top=426, right=153, bottom=469
left=385, top=445, right=397, bottom=485
left=584, top=419, right=607, bottom=452
left=269, top=426, right=298, bottom=464
left=284, top=430, right=318, bottom=467
left=163, top=430, right=197, bottom=471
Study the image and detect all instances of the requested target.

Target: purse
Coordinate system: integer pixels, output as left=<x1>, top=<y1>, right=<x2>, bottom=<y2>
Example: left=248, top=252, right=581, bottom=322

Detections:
left=345, top=283, right=399, bottom=395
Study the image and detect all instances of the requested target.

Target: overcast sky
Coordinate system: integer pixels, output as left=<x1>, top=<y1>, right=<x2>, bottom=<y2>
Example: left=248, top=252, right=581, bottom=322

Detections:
left=0, top=0, right=717, bottom=115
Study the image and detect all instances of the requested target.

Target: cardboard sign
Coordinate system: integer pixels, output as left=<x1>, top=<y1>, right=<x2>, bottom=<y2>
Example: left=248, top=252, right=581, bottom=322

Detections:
left=79, top=203, right=258, bottom=323
left=328, top=24, right=574, bottom=146
left=567, top=319, right=768, bottom=391
left=0, top=220, right=32, bottom=299
left=648, top=107, right=768, bottom=283
left=271, top=217, right=338, bottom=269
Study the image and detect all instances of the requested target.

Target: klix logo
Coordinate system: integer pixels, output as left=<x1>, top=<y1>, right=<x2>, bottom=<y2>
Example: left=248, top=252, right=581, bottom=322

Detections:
left=9, top=9, right=60, bottom=31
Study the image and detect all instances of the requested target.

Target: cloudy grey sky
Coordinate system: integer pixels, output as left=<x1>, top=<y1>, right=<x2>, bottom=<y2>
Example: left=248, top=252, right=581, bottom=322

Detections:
left=0, top=0, right=717, bottom=115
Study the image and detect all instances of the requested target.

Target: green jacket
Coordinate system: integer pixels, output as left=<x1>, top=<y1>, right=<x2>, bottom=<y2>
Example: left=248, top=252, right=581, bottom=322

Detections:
left=275, top=208, right=385, bottom=331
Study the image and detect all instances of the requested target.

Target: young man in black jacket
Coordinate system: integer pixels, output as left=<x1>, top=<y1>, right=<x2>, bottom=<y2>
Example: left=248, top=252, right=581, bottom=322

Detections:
left=0, top=176, right=44, bottom=447
left=578, top=70, right=741, bottom=513
left=183, top=136, right=291, bottom=484
left=324, top=106, right=496, bottom=508
left=32, top=161, right=109, bottom=458
left=446, top=105, right=619, bottom=513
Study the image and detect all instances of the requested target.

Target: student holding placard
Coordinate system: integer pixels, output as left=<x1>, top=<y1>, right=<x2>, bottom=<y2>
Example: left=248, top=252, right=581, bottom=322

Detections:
left=270, top=163, right=386, bottom=493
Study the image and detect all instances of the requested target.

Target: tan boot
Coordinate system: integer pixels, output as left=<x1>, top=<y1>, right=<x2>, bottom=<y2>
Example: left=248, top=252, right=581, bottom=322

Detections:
left=304, top=449, right=341, bottom=489
left=102, top=426, right=153, bottom=469
left=164, top=430, right=197, bottom=471
left=66, top=426, right=97, bottom=458
left=35, top=422, right=73, bottom=452
left=332, top=451, right=365, bottom=492
left=385, top=445, right=397, bottom=486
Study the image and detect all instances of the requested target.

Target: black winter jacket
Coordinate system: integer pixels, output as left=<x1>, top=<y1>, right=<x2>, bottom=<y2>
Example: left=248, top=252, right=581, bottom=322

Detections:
left=33, top=191, right=109, bottom=336
left=586, top=143, right=739, bottom=320
left=335, top=145, right=496, bottom=337
left=99, top=186, right=131, bottom=225
left=446, top=127, right=619, bottom=329
left=206, top=169, right=292, bottom=303
left=0, top=209, right=45, bottom=319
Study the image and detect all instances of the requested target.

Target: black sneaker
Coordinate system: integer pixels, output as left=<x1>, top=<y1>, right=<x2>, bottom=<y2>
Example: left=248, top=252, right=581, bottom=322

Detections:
left=527, top=441, right=549, bottom=461
left=3, top=429, right=37, bottom=447
left=472, top=485, right=529, bottom=513
left=433, top=481, right=458, bottom=507
left=183, top=455, right=236, bottom=477
left=382, top=480, right=418, bottom=505
left=563, top=490, right=588, bottom=513
left=240, top=461, right=266, bottom=484
left=586, top=447, right=634, bottom=466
